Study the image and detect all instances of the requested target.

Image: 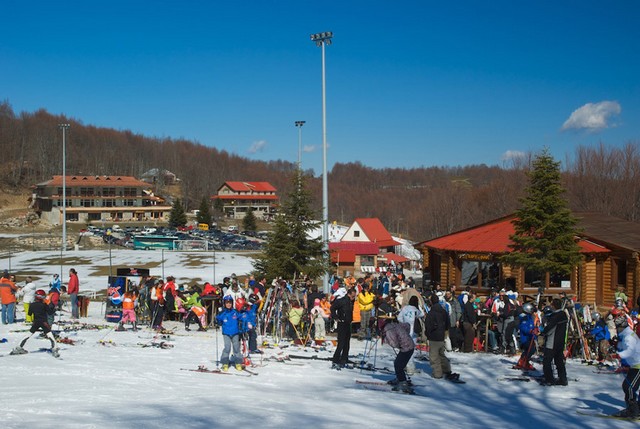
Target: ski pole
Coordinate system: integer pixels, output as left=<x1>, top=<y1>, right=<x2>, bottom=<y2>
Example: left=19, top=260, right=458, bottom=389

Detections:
left=215, top=322, right=219, bottom=369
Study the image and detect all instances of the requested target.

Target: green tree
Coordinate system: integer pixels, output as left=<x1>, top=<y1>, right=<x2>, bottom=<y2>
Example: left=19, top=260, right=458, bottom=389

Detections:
left=196, top=197, right=212, bottom=226
left=169, top=198, right=188, bottom=228
left=500, top=148, right=582, bottom=276
left=242, top=207, right=257, bottom=232
left=253, top=170, right=329, bottom=280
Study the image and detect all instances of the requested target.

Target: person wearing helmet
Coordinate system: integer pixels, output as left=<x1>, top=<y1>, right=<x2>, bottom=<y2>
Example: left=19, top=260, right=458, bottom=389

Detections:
left=11, top=289, right=59, bottom=357
left=612, top=314, right=640, bottom=418
left=216, top=295, right=246, bottom=371
left=242, top=295, right=261, bottom=354
left=590, top=311, right=611, bottom=363
left=541, top=298, right=569, bottom=386
left=514, top=302, right=540, bottom=371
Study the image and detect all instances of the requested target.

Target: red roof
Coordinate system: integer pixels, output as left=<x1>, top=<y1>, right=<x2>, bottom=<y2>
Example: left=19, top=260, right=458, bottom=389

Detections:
left=223, top=182, right=276, bottom=192
left=353, top=218, right=400, bottom=247
left=380, top=252, right=410, bottom=264
left=420, top=215, right=610, bottom=254
left=330, top=249, right=356, bottom=264
left=329, top=241, right=379, bottom=255
left=212, top=195, right=278, bottom=201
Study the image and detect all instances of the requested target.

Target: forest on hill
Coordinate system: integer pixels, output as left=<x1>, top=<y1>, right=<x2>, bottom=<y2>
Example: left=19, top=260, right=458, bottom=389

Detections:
left=1, top=101, right=638, bottom=241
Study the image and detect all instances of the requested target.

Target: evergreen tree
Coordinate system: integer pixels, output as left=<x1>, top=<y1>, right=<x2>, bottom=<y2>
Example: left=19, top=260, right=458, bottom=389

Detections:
left=196, top=197, right=212, bottom=226
left=169, top=198, right=188, bottom=228
left=500, top=148, right=582, bottom=276
left=242, top=207, right=257, bottom=232
left=253, top=170, right=329, bottom=280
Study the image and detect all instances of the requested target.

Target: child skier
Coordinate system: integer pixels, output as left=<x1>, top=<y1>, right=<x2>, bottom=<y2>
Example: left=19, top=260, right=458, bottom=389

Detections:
left=216, top=295, right=246, bottom=371
left=310, top=298, right=326, bottom=341
left=117, top=290, right=138, bottom=331
left=590, top=312, right=611, bottom=363
left=514, top=302, right=539, bottom=370
left=185, top=302, right=207, bottom=331
left=12, top=289, right=59, bottom=357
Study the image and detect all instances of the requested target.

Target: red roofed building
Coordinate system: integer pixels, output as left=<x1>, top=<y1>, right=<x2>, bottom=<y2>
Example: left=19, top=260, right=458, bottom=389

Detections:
left=212, top=181, right=278, bottom=220
left=416, top=214, right=640, bottom=307
left=32, top=175, right=171, bottom=224
left=329, top=218, right=408, bottom=277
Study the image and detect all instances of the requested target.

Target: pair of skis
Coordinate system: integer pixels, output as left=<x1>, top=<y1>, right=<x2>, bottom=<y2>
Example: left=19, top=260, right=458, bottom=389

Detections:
left=181, top=365, right=258, bottom=377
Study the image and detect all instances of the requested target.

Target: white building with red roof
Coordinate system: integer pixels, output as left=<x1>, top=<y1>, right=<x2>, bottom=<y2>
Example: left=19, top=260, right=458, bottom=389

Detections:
left=212, top=181, right=278, bottom=220
left=32, top=175, right=171, bottom=224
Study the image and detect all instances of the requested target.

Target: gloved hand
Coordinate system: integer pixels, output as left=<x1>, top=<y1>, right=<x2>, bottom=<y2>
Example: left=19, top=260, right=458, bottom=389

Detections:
left=248, top=323, right=253, bottom=330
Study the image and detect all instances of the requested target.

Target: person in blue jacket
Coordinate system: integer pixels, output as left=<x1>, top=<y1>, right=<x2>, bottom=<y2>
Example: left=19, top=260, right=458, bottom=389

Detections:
left=216, top=295, right=246, bottom=371
left=238, top=295, right=262, bottom=355
left=514, top=302, right=539, bottom=370
left=590, top=312, right=611, bottom=362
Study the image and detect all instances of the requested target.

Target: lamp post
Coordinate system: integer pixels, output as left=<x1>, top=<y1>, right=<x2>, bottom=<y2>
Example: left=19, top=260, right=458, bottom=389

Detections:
left=295, top=120, right=306, bottom=169
left=59, top=124, right=70, bottom=252
left=310, top=31, right=332, bottom=293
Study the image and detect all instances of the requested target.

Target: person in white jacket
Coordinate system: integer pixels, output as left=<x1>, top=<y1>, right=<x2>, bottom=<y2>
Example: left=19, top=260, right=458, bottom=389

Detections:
left=614, top=315, right=640, bottom=418
left=397, top=295, right=425, bottom=375
left=19, top=277, right=37, bottom=323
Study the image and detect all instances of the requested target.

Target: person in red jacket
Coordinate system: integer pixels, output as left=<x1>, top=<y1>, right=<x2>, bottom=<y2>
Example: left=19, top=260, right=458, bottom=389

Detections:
left=163, top=276, right=177, bottom=320
left=67, top=268, right=80, bottom=319
left=1, top=270, right=18, bottom=324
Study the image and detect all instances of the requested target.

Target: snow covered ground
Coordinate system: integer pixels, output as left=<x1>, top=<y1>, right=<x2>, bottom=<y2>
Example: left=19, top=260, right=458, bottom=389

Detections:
left=0, top=249, right=632, bottom=428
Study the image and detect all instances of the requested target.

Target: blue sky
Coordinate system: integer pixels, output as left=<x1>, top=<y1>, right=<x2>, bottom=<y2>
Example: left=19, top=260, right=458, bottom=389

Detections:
left=2, top=1, right=639, bottom=175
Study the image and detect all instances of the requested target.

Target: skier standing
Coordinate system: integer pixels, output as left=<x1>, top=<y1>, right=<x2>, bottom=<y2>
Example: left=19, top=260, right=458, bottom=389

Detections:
left=331, top=288, right=357, bottom=369
left=612, top=314, right=640, bottom=418
left=216, top=295, right=246, bottom=371
left=514, top=302, right=538, bottom=370
left=12, top=289, right=59, bottom=357
left=541, top=298, right=569, bottom=386
left=425, top=293, right=458, bottom=381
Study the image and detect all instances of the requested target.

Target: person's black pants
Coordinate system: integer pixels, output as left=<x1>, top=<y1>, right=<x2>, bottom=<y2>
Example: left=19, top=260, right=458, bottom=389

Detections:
left=332, top=322, right=351, bottom=364
left=395, top=349, right=414, bottom=382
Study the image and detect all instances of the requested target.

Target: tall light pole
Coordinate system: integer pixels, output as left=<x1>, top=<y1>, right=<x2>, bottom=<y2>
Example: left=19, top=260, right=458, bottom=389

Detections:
left=295, top=120, right=305, bottom=169
left=310, top=31, right=332, bottom=293
left=59, top=123, right=70, bottom=252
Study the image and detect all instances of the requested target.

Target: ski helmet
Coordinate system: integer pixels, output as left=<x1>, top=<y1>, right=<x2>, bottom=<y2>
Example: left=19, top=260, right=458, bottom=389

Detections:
left=592, top=311, right=601, bottom=322
left=542, top=306, right=553, bottom=317
left=248, top=294, right=259, bottom=304
left=222, top=295, right=234, bottom=305
left=615, top=298, right=624, bottom=308
left=522, top=302, right=535, bottom=314
left=235, top=297, right=247, bottom=311
left=35, top=289, right=46, bottom=300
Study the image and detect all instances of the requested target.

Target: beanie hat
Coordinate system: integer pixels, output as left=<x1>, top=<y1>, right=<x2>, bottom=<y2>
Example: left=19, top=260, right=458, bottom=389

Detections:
left=314, top=298, right=321, bottom=306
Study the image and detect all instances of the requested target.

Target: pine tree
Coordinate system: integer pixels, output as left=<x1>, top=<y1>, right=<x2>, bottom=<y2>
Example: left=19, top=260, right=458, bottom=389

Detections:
left=169, top=198, right=188, bottom=228
left=500, top=148, right=582, bottom=276
left=196, top=197, right=212, bottom=226
left=242, top=207, right=257, bottom=232
left=253, top=170, right=329, bottom=280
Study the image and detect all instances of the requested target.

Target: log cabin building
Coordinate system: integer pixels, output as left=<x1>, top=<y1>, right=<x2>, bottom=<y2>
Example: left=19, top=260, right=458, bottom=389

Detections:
left=415, top=213, right=640, bottom=307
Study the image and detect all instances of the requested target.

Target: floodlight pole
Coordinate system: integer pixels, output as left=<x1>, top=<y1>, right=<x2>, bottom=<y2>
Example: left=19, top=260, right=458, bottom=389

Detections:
left=295, top=120, right=306, bottom=169
left=59, top=124, right=70, bottom=252
left=310, top=31, right=332, bottom=294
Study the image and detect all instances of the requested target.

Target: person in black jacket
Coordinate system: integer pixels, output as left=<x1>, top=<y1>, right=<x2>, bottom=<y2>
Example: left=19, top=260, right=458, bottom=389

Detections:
left=462, top=292, right=478, bottom=353
left=542, top=298, right=569, bottom=386
left=12, top=289, right=59, bottom=357
left=425, top=293, right=457, bottom=380
left=331, top=288, right=357, bottom=369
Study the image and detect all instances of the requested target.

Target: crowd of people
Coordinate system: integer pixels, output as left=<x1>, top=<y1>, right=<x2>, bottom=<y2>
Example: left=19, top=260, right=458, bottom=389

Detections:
left=4, top=266, right=640, bottom=416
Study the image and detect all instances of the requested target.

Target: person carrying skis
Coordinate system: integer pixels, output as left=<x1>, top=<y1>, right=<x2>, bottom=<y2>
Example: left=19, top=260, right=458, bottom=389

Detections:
left=12, top=289, right=59, bottom=357
left=611, top=314, right=640, bottom=418
left=514, top=302, right=539, bottom=370
left=216, top=295, right=246, bottom=371
left=382, top=317, right=415, bottom=394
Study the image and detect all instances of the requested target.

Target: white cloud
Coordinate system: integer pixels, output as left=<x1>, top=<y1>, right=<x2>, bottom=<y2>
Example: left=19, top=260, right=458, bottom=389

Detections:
left=501, top=150, right=526, bottom=162
left=561, top=100, right=621, bottom=132
left=302, top=145, right=316, bottom=153
left=248, top=140, right=267, bottom=154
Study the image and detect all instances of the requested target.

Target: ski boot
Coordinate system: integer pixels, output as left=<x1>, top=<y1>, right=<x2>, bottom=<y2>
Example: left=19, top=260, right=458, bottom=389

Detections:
left=386, top=378, right=399, bottom=386
left=197, top=327, right=206, bottom=332
left=221, top=364, right=229, bottom=371
left=115, top=324, right=125, bottom=332
left=51, top=348, right=60, bottom=358
left=392, top=381, right=415, bottom=394
left=10, top=346, right=28, bottom=355
left=235, top=364, right=244, bottom=371
left=445, top=372, right=460, bottom=381
left=331, top=362, right=343, bottom=371
left=614, top=401, right=639, bottom=418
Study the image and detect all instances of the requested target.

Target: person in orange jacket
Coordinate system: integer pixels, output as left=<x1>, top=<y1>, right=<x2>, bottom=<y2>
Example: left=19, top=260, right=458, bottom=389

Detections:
left=185, top=303, right=207, bottom=331
left=1, top=270, right=18, bottom=324
left=117, top=290, right=138, bottom=331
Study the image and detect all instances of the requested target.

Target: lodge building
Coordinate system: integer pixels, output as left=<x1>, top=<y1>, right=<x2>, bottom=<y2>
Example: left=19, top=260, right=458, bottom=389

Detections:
left=416, top=213, right=640, bottom=308
left=212, top=181, right=278, bottom=220
left=31, top=175, right=171, bottom=224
